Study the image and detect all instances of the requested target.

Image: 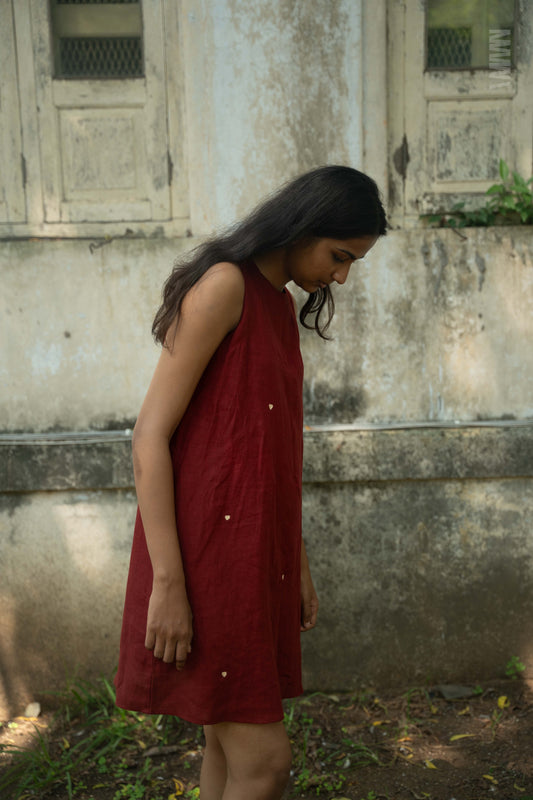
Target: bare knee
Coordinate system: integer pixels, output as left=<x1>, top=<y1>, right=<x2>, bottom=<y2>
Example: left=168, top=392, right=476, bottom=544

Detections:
left=232, top=753, right=291, bottom=799
left=260, top=737, right=292, bottom=789
left=215, top=721, right=292, bottom=798
left=204, top=724, right=227, bottom=765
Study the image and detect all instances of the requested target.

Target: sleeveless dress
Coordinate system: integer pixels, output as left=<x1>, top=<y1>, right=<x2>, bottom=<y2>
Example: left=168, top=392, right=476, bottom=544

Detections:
left=114, top=260, right=304, bottom=724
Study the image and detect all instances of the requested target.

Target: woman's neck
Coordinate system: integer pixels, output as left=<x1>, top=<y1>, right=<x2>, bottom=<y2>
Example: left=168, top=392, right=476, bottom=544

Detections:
left=253, top=249, right=288, bottom=292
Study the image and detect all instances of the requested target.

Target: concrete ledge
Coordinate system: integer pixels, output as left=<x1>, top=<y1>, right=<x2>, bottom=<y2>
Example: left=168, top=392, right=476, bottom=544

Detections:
left=2, top=423, right=533, bottom=492
left=303, top=422, right=533, bottom=482
left=1, top=432, right=133, bottom=493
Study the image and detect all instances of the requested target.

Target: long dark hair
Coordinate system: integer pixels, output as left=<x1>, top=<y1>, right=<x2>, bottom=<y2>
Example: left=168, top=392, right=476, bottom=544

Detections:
left=153, top=165, right=387, bottom=343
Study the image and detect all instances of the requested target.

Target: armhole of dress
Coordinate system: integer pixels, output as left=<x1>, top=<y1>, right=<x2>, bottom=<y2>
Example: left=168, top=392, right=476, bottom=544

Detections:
left=230, top=262, right=250, bottom=337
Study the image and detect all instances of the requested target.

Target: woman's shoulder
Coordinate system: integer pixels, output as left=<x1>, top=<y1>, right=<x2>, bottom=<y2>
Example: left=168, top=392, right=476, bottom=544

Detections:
left=182, top=262, right=245, bottom=330
left=196, top=261, right=245, bottom=295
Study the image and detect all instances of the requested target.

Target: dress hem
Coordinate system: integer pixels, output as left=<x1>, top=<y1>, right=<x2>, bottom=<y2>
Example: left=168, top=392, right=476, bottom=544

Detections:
left=115, top=688, right=304, bottom=726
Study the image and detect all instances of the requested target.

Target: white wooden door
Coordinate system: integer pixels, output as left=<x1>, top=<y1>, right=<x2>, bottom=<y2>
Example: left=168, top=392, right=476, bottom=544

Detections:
left=388, top=0, right=533, bottom=227
left=22, top=0, right=171, bottom=225
left=0, top=1, right=26, bottom=223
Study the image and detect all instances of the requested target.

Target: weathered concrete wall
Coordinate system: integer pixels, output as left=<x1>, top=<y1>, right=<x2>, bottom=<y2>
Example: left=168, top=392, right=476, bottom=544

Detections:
left=1, top=227, right=532, bottom=431
left=1, top=424, right=532, bottom=717
left=297, top=226, right=533, bottom=423
left=181, top=0, right=364, bottom=232
left=301, top=425, right=533, bottom=689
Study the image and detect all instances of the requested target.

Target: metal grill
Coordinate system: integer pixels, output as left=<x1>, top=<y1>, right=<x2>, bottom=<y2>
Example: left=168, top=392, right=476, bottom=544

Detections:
left=58, top=37, right=143, bottom=77
left=427, top=27, right=472, bottom=69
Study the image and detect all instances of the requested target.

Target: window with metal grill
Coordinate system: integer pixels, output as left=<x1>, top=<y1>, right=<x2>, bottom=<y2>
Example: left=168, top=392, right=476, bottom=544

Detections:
left=50, top=0, right=144, bottom=78
left=426, top=0, right=515, bottom=70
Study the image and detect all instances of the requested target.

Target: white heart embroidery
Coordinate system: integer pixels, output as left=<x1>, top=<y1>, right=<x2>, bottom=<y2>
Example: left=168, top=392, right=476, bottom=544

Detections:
left=221, top=671, right=227, bottom=678
left=225, top=515, right=230, bottom=521
left=268, top=404, right=274, bottom=410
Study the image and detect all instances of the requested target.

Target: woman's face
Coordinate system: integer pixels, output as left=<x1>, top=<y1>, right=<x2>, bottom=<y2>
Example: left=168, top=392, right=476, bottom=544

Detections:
left=282, top=235, right=378, bottom=293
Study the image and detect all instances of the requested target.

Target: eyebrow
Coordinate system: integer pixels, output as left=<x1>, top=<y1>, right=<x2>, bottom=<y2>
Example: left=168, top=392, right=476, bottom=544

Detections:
left=338, top=248, right=356, bottom=259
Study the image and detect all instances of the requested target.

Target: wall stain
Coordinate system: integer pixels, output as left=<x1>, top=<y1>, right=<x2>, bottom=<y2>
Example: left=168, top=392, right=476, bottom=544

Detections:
left=393, top=134, right=410, bottom=180
left=303, top=381, right=367, bottom=425
left=475, top=252, right=487, bottom=291
left=422, top=238, right=449, bottom=297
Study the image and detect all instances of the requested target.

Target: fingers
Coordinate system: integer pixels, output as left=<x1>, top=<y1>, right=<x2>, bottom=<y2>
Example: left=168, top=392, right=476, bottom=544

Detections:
left=301, top=596, right=319, bottom=632
left=145, top=629, right=193, bottom=667
left=175, top=639, right=192, bottom=671
left=163, top=638, right=178, bottom=663
left=144, top=589, right=194, bottom=667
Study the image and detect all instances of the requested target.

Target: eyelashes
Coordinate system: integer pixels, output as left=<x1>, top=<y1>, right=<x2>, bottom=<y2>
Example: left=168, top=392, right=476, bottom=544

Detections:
left=333, top=253, right=358, bottom=264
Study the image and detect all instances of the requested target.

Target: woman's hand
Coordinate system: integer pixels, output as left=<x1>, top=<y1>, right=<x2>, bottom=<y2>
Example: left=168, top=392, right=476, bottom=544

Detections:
left=145, top=579, right=193, bottom=670
left=300, top=541, right=319, bottom=632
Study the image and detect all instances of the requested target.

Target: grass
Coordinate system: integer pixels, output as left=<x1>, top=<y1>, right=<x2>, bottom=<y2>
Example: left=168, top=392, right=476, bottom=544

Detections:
left=284, top=693, right=382, bottom=796
left=0, top=677, right=198, bottom=799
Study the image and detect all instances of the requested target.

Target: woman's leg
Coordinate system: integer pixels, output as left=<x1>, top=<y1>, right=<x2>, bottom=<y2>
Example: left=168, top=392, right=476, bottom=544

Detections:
left=200, top=724, right=228, bottom=800
left=211, top=720, right=292, bottom=800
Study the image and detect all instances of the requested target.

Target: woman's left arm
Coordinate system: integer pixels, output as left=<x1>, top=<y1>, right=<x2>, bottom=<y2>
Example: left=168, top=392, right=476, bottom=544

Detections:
left=300, top=539, right=319, bottom=631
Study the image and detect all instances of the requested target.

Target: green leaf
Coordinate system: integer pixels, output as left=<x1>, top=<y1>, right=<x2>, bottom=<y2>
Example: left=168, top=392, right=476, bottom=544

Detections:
left=512, top=172, right=528, bottom=189
left=419, top=160, right=532, bottom=227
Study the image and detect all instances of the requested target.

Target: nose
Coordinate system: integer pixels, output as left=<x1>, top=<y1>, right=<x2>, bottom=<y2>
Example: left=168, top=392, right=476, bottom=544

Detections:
left=332, top=263, right=351, bottom=285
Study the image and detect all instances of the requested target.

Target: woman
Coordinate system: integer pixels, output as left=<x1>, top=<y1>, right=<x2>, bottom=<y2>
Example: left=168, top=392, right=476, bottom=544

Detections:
left=115, top=165, right=387, bottom=799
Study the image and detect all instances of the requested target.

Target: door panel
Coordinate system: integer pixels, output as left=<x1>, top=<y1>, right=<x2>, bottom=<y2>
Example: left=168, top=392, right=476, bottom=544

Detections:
left=0, top=1, right=26, bottom=223
left=388, top=0, right=532, bottom=227
left=27, top=0, right=170, bottom=225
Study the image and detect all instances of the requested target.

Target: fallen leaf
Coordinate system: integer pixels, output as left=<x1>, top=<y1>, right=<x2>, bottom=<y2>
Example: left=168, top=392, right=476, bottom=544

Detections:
left=424, top=759, right=437, bottom=769
left=483, top=774, right=498, bottom=784
left=168, top=777, right=184, bottom=798
left=458, top=705, right=470, bottom=715
left=514, top=782, right=526, bottom=791
left=450, top=733, right=476, bottom=741
left=61, top=737, right=70, bottom=750
left=497, top=695, right=509, bottom=709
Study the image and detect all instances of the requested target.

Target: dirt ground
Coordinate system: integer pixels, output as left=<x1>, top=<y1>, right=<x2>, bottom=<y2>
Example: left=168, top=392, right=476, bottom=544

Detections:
left=2, top=677, right=533, bottom=800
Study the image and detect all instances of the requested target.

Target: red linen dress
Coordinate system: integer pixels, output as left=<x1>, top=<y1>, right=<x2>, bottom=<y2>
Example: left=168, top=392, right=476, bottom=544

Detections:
left=115, top=260, right=304, bottom=724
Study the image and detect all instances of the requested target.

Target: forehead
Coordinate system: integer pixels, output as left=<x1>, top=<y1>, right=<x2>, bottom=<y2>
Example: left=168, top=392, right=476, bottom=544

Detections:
left=328, top=235, right=378, bottom=258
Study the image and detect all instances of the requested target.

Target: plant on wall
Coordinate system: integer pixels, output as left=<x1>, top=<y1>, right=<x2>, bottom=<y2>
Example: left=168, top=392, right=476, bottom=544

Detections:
left=422, top=160, right=533, bottom=228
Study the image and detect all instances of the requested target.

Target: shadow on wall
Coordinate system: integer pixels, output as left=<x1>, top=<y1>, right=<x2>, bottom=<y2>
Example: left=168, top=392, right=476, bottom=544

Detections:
left=297, top=229, right=533, bottom=424
left=0, top=489, right=136, bottom=718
